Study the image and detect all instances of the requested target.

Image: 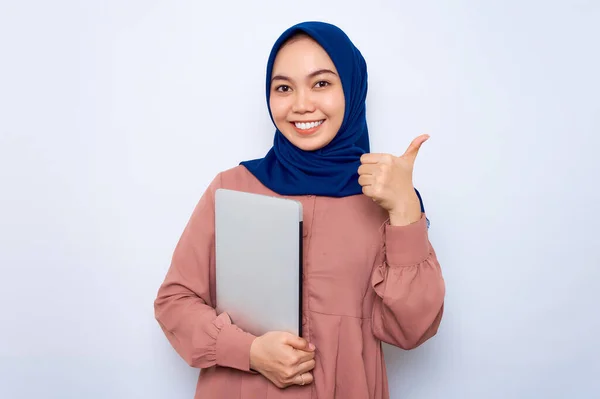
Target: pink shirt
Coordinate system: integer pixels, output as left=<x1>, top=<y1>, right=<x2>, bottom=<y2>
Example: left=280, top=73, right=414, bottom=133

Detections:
left=154, top=165, right=445, bottom=399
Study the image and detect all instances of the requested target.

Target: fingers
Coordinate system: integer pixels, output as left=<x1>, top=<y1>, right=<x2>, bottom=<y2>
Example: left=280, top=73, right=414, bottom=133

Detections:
left=402, top=134, right=429, bottom=161
left=294, top=347, right=316, bottom=364
left=361, top=185, right=377, bottom=199
left=361, top=134, right=430, bottom=166
left=285, top=335, right=315, bottom=352
left=296, top=359, right=316, bottom=375
left=358, top=174, right=374, bottom=187
left=280, top=355, right=315, bottom=388
left=357, top=163, right=378, bottom=176
left=360, top=153, right=394, bottom=165
left=293, top=372, right=314, bottom=386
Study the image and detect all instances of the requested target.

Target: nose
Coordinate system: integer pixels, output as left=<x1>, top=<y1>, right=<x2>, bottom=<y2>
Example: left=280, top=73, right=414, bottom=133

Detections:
left=292, top=89, right=316, bottom=114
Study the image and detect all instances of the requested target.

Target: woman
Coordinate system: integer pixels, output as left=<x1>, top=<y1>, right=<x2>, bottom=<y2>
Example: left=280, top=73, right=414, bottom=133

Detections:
left=154, top=21, right=445, bottom=399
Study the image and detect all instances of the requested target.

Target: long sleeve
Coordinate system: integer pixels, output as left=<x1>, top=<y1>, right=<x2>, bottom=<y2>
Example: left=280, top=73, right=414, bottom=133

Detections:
left=154, top=174, right=256, bottom=371
left=371, top=213, right=445, bottom=350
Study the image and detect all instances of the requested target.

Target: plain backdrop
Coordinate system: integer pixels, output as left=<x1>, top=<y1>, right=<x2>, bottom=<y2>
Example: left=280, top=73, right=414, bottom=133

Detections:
left=1, top=1, right=599, bottom=398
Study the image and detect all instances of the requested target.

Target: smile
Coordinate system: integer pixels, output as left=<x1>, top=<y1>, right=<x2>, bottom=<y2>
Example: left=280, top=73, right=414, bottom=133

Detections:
left=293, top=120, right=324, bottom=130
left=291, top=120, right=325, bottom=136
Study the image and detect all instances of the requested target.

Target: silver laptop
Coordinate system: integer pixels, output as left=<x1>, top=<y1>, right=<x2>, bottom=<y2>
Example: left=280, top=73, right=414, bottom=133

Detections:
left=214, top=188, right=303, bottom=337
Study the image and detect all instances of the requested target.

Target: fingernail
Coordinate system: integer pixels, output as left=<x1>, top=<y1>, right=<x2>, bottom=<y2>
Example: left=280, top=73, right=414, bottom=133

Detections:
left=309, top=343, right=316, bottom=350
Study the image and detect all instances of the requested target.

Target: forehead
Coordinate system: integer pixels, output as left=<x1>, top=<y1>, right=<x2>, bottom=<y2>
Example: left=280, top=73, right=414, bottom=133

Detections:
left=271, top=35, right=337, bottom=73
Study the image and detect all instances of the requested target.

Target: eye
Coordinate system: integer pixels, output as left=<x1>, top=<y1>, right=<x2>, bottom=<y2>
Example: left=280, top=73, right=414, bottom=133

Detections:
left=314, top=81, right=330, bottom=88
left=275, top=85, right=291, bottom=92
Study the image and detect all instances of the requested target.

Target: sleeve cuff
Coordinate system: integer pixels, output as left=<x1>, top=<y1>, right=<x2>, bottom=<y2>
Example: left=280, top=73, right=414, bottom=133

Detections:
left=214, top=314, right=257, bottom=372
left=384, top=213, right=430, bottom=267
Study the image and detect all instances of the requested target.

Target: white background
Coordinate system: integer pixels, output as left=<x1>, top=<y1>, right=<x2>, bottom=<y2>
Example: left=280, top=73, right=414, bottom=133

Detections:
left=1, top=1, right=599, bottom=398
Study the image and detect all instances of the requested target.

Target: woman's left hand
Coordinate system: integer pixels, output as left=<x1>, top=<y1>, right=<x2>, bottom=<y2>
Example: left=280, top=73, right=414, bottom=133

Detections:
left=358, top=134, right=429, bottom=226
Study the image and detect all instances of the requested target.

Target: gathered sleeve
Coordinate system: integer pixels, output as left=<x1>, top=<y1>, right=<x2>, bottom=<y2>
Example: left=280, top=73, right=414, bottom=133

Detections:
left=371, top=214, right=445, bottom=349
left=154, top=174, right=256, bottom=371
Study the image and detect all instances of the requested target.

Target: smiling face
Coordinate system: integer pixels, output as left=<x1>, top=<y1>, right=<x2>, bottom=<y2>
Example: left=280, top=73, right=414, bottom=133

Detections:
left=269, top=35, right=345, bottom=151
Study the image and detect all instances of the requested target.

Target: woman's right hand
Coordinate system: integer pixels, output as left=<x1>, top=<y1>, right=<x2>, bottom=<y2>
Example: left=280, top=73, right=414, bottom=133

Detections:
left=249, top=331, right=316, bottom=389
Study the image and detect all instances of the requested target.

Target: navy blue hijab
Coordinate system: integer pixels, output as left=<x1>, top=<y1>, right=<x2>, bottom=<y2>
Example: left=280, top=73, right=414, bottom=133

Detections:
left=240, top=22, right=426, bottom=214
left=240, top=21, right=369, bottom=198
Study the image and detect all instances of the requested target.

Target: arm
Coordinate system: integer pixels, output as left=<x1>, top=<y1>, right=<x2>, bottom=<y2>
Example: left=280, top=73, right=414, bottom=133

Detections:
left=371, top=214, right=445, bottom=350
left=154, top=174, right=256, bottom=371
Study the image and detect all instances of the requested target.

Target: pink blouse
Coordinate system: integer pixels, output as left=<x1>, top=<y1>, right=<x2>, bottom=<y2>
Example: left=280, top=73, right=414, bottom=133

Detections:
left=154, top=165, right=445, bottom=398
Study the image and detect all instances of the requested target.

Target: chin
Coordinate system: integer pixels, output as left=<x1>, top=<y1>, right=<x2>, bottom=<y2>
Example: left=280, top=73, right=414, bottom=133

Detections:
left=294, top=142, right=323, bottom=151
left=287, top=134, right=332, bottom=151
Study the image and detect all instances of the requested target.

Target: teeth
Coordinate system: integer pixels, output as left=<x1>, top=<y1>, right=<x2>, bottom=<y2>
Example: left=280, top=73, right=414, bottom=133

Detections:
left=294, top=120, right=324, bottom=130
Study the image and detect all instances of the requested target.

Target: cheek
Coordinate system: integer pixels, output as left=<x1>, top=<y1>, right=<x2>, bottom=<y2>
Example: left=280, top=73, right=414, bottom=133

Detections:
left=321, top=91, right=345, bottom=120
left=269, top=97, right=289, bottom=122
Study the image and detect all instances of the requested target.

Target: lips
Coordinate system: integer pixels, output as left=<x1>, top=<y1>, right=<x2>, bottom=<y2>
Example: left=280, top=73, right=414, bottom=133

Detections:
left=291, top=119, right=325, bottom=135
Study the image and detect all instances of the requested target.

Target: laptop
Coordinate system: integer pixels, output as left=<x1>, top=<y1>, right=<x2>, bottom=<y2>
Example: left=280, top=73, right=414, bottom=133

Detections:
left=214, top=188, right=303, bottom=337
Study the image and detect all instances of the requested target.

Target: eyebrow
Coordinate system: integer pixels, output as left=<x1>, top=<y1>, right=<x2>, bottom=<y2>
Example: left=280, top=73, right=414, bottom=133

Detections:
left=271, top=69, right=337, bottom=83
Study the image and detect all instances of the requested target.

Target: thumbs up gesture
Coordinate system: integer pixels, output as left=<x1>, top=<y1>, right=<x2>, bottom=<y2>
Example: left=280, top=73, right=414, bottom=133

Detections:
left=358, top=134, right=429, bottom=226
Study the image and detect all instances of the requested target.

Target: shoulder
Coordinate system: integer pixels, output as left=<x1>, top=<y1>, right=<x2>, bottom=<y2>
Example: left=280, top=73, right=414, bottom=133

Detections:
left=217, top=165, right=253, bottom=187
left=208, top=165, right=273, bottom=195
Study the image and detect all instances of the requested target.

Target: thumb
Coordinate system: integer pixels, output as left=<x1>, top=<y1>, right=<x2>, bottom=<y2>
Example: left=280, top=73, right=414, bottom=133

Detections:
left=402, top=134, right=429, bottom=162
left=286, top=335, right=315, bottom=351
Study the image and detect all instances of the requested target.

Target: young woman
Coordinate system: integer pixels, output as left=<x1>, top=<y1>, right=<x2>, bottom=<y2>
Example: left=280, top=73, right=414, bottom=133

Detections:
left=154, top=21, right=445, bottom=399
